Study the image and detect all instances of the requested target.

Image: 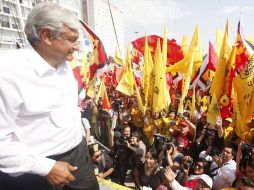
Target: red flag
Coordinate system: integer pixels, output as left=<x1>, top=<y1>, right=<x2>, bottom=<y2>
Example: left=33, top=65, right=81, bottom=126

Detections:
left=131, top=35, right=183, bottom=65
left=207, top=41, right=217, bottom=71
left=80, top=20, right=108, bottom=79
left=235, top=21, right=252, bottom=74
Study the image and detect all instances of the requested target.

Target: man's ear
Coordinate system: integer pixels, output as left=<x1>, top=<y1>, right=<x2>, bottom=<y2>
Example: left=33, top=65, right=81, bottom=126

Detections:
left=40, top=28, right=52, bottom=45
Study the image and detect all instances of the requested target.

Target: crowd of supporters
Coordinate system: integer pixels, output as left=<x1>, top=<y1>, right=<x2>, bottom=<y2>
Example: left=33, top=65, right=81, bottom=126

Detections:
left=80, top=86, right=254, bottom=190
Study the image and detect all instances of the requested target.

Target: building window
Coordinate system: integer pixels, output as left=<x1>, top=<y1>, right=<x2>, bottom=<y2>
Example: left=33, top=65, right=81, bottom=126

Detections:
left=3, top=6, right=10, bottom=14
left=19, top=0, right=23, bottom=4
left=1, top=16, right=10, bottom=28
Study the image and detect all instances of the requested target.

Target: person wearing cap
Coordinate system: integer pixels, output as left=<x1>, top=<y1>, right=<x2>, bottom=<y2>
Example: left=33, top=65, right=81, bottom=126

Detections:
left=223, top=117, right=233, bottom=142
left=172, top=116, right=196, bottom=155
left=164, top=166, right=213, bottom=190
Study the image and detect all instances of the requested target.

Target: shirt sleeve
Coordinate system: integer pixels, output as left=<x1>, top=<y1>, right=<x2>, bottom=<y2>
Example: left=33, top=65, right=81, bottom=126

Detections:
left=169, top=180, right=191, bottom=190
left=0, top=79, right=56, bottom=176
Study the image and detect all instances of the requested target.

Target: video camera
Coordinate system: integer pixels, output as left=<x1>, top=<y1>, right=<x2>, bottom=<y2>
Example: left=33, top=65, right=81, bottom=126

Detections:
left=154, top=134, right=175, bottom=152
left=118, top=136, right=130, bottom=146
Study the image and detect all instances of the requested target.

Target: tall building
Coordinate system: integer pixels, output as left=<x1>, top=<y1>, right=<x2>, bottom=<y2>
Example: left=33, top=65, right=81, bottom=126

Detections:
left=83, top=0, right=124, bottom=57
left=0, top=0, right=82, bottom=54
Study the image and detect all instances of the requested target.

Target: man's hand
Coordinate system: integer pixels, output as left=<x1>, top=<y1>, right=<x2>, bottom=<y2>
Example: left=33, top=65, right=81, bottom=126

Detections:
left=164, top=166, right=176, bottom=183
left=213, top=155, right=223, bottom=168
left=46, top=161, right=77, bottom=187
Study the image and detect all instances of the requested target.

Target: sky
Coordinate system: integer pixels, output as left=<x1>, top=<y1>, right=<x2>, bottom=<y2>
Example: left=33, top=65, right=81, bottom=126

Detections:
left=111, top=0, right=254, bottom=53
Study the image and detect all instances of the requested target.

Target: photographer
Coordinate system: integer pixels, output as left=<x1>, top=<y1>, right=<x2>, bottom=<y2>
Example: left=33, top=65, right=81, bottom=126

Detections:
left=112, top=124, right=131, bottom=183
left=195, top=120, right=224, bottom=159
left=161, top=137, right=184, bottom=171
left=212, top=144, right=236, bottom=190
left=125, top=132, right=146, bottom=170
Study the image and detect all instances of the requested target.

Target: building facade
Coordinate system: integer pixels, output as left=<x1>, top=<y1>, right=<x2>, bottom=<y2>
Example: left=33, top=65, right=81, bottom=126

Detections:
left=83, top=0, right=124, bottom=57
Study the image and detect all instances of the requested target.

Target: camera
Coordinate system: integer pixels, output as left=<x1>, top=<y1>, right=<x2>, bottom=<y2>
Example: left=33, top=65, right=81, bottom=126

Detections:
left=209, top=147, right=221, bottom=157
left=154, top=134, right=174, bottom=152
left=182, top=159, right=193, bottom=170
left=118, top=136, right=130, bottom=146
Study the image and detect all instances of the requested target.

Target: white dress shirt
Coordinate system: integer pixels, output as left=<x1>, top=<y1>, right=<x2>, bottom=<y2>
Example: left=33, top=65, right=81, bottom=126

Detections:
left=212, top=159, right=236, bottom=190
left=0, top=44, right=83, bottom=177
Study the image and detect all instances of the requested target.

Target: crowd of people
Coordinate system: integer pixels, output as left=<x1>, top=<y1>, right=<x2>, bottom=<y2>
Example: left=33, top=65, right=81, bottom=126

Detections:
left=0, top=2, right=254, bottom=190
left=82, top=86, right=254, bottom=190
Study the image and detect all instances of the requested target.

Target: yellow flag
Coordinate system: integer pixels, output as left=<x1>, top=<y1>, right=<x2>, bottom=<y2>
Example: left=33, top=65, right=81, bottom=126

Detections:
left=116, top=45, right=134, bottom=96
left=178, top=53, right=194, bottom=114
left=193, top=27, right=203, bottom=74
left=232, top=85, right=248, bottom=140
left=235, top=55, right=254, bottom=122
left=210, top=21, right=231, bottom=100
left=207, top=93, right=220, bottom=124
left=177, top=27, right=199, bottom=113
left=143, top=35, right=154, bottom=101
left=182, top=34, right=188, bottom=57
left=80, top=50, right=90, bottom=86
left=134, top=82, right=145, bottom=114
left=153, top=39, right=165, bottom=112
left=115, top=47, right=125, bottom=67
left=86, top=75, right=97, bottom=98
left=166, top=27, right=199, bottom=75
left=162, top=25, right=171, bottom=110
left=216, top=28, right=224, bottom=56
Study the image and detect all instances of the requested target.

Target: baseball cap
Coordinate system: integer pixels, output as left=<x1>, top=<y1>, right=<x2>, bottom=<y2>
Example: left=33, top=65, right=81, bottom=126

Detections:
left=197, top=174, right=213, bottom=188
left=179, top=121, right=189, bottom=127
left=225, top=118, right=232, bottom=123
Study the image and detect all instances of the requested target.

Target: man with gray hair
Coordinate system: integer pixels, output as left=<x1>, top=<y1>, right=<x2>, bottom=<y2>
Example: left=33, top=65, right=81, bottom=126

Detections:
left=0, top=2, right=99, bottom=190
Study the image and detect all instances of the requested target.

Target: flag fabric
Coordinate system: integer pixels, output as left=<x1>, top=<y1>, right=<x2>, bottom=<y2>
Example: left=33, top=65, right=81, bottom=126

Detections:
left=181, top=34, right=188, bottom=57
left=116, top=45, right=135, bottom=96
left=152, top=39, right=165, bottom=112
left=96, top=79, right=111, bottom=110
left=162, top=25, right=171, bottom=111
left=216, top=29, right=224, bottom=56
left=112, top=65, right=125, bottom=87
left=192, top=27, right=203, bottom=74
left=219, top=45, right=236, bottom=118
left=166, top=27, right=199, bottom=75
left=207, top=93, right=221, bottom=124
left=235, top=21, right=252, bottom=75
left=134, top=82, right=146, bottom=114
left=80, top=50, right=90, bottom=88
left=70, top=56, right=83, bottom=93
left=207, top=41, right=218, bottom=71
left=80, top=20, right=108, bottom=80
left=210, top=21, right=231, bottom=100
left=142, top=35, right=154, bottom=105
left=234, top=54, right=254, bottom=122
left=114, top=47, right=125, bottom=67
left=131, top=35, right=183, bottom=65
left=232, top=85, right=248, bottom=140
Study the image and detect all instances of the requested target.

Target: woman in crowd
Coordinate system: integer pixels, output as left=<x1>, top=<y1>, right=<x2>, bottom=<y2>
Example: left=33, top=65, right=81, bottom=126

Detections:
left=133, top=148, right=165, bottom=190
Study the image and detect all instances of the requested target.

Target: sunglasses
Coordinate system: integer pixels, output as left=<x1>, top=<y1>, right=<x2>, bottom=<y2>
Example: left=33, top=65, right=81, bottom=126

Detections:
left=194, top=164, right=204, bottom=169
left=93, top=152, right=102, bottom=159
